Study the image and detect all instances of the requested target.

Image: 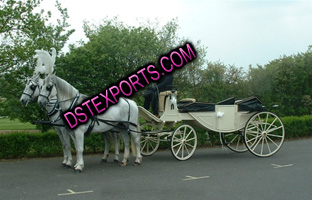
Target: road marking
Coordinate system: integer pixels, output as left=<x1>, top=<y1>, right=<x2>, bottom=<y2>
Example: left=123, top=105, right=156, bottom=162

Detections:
left=183, top=175, right=210, bottom=181
left=58, top=189, right=93, bottom=196
left=271, top=163, right=294, bottom=169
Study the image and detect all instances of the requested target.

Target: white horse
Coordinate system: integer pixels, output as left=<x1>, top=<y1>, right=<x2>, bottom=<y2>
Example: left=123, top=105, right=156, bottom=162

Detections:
left=37, top=74, right=142, bottom=172
left=20, top=74, right=73, bottom=167
left=20, top=75, right=121, bottom=165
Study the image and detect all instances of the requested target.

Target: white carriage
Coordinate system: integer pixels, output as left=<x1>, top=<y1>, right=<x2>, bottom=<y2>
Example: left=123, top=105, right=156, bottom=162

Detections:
left=139, top=91, right=285, bottom=161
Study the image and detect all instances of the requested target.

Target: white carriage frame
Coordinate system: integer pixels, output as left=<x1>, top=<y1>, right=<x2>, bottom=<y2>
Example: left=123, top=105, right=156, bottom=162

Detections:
left=139, top=91, right=285, bottom=160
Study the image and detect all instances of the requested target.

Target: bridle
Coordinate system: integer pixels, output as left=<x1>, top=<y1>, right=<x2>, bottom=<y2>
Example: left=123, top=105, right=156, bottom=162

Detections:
left=22, top=80, right=39, bottom=100
left=39, top=82, right=55, bottom=102
left=39, top=81, right=80, bottom=111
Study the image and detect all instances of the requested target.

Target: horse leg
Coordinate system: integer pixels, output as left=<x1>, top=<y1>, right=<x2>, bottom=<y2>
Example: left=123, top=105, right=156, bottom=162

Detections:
left=68, top=131, right=79, bottom=169
left=74, top=130, right=85, bottom=172
left=101, top=132, right=110, bottom=162
left=119, top=129, right=130, bottom=167
left=55, top=128, right=69, bottom=167
left=130, top=127, right=142, bottom=166
left=62, top=129, right=73, bottom=168
left=113, top=131, right=119, bottom=163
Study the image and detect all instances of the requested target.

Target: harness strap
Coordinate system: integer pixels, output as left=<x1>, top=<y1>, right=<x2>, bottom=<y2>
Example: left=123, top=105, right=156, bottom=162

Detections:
left=22, top=92, right=34, bottom=99
left=47, top=101, right=60, bottom=117
left=69, top=93, right=80, bottom=110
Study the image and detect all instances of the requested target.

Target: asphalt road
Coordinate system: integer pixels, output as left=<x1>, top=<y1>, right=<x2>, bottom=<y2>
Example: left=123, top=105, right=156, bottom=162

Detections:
left=1, top=138, right=311, bottom=200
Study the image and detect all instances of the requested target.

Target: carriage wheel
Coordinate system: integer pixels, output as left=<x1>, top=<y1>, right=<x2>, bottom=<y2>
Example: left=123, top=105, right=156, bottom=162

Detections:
left=171, top=124, right=197, bottom=161
left=244, top=111, right=285, bottom=157
left=221, top=131, right=248, bottom=153
left=140, top=122, right=160, bottom=156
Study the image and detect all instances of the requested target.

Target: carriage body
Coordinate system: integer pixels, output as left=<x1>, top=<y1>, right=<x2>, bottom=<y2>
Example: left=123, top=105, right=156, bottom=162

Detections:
left=139, top=91, right=285, bottom=160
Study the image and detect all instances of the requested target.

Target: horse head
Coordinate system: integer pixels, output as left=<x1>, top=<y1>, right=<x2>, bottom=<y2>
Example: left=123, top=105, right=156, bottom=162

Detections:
left=38, top=74, right=57, bottom=108
left=20, top=74, right=43, bottom=106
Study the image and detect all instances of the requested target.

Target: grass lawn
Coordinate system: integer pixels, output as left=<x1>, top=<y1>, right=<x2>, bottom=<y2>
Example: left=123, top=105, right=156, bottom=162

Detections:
left=0, top=118, right=37, bottom=130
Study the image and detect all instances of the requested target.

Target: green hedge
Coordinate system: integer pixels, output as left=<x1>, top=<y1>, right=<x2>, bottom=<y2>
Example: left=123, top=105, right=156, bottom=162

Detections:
left=0, top=131, right=108, bottom=159
left=282, top=115, right=312, bottom=138
left=0, top=115, right=311, bottom=159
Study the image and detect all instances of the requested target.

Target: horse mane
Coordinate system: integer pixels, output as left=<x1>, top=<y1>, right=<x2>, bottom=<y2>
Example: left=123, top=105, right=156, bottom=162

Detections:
left=52, top=75, right=79, bottom=100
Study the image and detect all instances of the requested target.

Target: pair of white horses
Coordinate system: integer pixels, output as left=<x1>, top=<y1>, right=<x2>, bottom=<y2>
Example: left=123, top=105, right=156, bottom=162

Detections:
left=20, top=50, right=142, bottom=172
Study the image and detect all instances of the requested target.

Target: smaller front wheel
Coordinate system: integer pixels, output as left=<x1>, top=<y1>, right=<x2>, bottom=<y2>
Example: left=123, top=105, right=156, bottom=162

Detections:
left=171, top=124, right=197, bottom=161
left=140, top=122, right=160, bottom=156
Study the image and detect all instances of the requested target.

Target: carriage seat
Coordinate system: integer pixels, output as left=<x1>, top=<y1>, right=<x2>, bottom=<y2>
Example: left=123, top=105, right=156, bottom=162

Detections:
left=159, top=90, right=178, bottom=113
left=178, top=98, right=215, bottom=113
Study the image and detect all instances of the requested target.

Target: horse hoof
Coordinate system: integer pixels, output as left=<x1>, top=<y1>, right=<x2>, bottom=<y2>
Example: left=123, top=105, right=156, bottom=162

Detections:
left=133, top=162, right=141, bottom=166
left=62, top=163, right=67, bottom=167
left=100, top=159, right=107, bottom=163
left=114, top=159, right=119, bottom=163
left=120, top=162, right=127, bottom=167
left=74, top=169, right=82, bottom=173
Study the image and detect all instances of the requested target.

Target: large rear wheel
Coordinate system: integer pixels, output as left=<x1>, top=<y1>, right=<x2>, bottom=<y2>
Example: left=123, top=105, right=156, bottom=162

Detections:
left=244, top=112, right=285, bottom=157
left=221, top=131, right=248, bottom=153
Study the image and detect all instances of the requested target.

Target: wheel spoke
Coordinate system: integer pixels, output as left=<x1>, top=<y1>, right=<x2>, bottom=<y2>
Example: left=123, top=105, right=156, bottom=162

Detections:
left=251, top=135, right=263, bottom=151
left=149, top=141, right=155, bottom=150
left=185, top=142, right=194, bottom=149
left=141, top=140, right=147, bottom=150
left=186, top=137, right=196, bottom=142
left=246, top=131, right=259, bottom=137
left=257, top=115, right=264, bottom=131
left=184, top=145, right=190, bottom=155
left=266, top=135, right=279, bottom=148
left=261, top=137, right=264, bottom=155
left=246, top=124, right=258, bottom=132
left=264, top=113, right=269, bottom=130
left=230, top=134, right=239, bottom=144
left=265, top=137, right=272, bottom=154
left=185, top=130, right=193, bottom=140
left=175, top=144, right=183, bottom=157
left=173, top=141, right=182, bottom=148
left=267, top=133, right=283, bottom=138
left=266, top=125, right=283, bottom=134
left=181, top=144, right=184, bottom=158
left=266, top=117, right=278, bottom=131
left=246, top=134, right=261, bottom=144
left=236, top=135, right=241, bottom=149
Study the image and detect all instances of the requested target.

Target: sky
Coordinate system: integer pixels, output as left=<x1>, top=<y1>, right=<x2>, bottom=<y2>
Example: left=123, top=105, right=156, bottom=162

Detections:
left=39, top=0, right=312, bottom=70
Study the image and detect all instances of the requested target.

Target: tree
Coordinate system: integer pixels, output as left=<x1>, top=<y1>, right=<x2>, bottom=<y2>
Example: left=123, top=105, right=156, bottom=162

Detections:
left=57, top=17, right=166, bottom=95
left=56, top=18, right=207, bottom=108
left=0, top=0, right=74, bottom=127
left=247, top=47, right=312, bottom=116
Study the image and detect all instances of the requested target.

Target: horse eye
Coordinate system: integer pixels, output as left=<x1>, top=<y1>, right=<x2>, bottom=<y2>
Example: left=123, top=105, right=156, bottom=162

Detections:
left=30, top=84, right=37, bottom=90
left=46, top=85, right=53, bottom=91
